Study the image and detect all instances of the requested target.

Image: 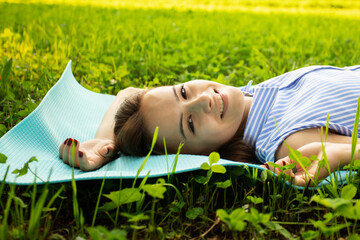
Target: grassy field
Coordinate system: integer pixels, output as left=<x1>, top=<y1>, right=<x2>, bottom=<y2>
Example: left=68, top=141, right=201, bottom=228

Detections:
left=1, top=0, right=360, bottom=239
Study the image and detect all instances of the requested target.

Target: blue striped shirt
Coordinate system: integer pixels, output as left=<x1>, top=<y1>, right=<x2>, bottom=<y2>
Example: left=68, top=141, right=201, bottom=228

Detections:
left=241, top=65, right=360, bottom=163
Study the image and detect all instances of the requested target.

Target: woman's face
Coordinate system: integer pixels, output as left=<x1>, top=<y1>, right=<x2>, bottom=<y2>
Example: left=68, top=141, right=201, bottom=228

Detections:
left=141, top=80, right=248, bottom=155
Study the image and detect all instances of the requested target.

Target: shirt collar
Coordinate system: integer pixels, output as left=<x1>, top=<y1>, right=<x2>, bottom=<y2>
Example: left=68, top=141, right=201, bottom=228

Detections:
left=240, top=80, right=253, bottom=94
left=243, top=86, right=279, bottom=147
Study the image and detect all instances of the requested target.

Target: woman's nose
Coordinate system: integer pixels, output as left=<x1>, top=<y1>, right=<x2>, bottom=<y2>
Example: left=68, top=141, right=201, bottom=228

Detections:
left=185, top=93, right=212, bottom=113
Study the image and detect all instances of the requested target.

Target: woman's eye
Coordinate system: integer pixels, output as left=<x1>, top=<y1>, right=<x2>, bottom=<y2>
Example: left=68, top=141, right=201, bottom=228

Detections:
left=181, top=84, right=187, bottom=99
left=188, top=115, right=195, bottom=133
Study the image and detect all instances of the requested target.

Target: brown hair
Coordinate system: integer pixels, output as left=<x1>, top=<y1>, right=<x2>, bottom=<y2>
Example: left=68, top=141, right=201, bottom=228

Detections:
left=114, top=90, right=259, bottom=164
left=217, top=127, right=259, bottom=164
left=114, top=90, right=162, bottom=156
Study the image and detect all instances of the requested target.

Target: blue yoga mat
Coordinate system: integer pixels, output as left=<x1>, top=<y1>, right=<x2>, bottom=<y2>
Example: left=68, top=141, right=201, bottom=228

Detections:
left=0, top=61, right=347, bottom=188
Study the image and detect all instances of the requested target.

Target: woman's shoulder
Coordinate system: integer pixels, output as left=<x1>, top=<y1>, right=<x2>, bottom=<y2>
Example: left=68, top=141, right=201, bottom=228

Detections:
left=257, top=65, right=359, bottom=89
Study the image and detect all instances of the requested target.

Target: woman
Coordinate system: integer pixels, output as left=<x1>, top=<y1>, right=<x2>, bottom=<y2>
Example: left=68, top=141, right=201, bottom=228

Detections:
left=59, top=65, right=360, bottom=186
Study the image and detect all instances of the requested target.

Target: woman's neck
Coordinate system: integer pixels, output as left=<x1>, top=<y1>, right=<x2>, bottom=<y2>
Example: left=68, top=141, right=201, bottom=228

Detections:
left=236, top=95, right=253, bottom=138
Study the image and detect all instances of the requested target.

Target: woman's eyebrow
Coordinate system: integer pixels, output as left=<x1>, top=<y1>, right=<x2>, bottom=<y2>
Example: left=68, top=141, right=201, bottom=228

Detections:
left=172, top=85, right=187, bottom=140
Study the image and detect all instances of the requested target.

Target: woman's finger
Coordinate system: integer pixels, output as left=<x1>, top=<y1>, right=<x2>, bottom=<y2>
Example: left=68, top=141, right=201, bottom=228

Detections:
left=274, top=157, right=297, bottom=177
left=77, top=150, right=88, bottom=171
left=59, top=138, right=68, bottom=159
left=68, top=139, right=80, bottom=167
left=62, top=138, right=72, bottom=164
left=293, top=175, right=308, bottom=187
left=263, top=160, right=309, bottom=186
left=263, top=161, right=281, bottom=175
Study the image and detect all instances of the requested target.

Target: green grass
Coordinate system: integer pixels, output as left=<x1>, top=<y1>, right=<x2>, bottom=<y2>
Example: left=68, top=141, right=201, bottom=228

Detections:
left=1, top=0, right=360, bottom=239
left=1, top=1, right=360, bottom=131
left=5, top=0, right=360, bottom=13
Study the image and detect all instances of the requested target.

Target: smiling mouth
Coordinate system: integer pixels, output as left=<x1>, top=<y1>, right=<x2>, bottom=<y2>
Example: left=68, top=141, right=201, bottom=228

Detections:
left=218, top=94, right=224, bottom=117
left=214, top=90, right=224, bottom=118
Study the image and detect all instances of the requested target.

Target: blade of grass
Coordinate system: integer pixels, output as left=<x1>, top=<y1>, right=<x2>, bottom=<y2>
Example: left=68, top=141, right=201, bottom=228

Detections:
left=163, top=183, right=184, bottom=203
left=4, top=185, right=15, bottom=222
left=1, top=58, right=12, bottom=91
left=28, top=183, right=49, bottom=239
left=0, top=166, right=9, bottom=209
left=170, top=143, right=183, bottom=184
left=348, top=97, right=360, bottom=182
left=71, top=141, right=84, bottom=231
left=92, top=177, right=106, bottom=227
left=165, top=141, right=183, bottom=201
left=284, top=143, right=315, bottom=185
left=135, top=170, right=151, bottom=213
left=30, top=178, right=37, bottom=223
left=132, top=126, right=158, bottom=188
left=39, top=184, right=64, bottom=239
left=319, top=115, right=335, bottom=186
left=164, top=137, right=169, bottom=182
left=139, top=171, right=151, bottom=190
left=44, top=185, right=64, bottom=211
left=40, top=213, right=52, bottom=240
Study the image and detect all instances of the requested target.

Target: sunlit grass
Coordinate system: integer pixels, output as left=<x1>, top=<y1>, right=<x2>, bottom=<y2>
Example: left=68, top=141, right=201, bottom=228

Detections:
left=1, top=1, right=360, bottom=131
left=3, top=0, right=360, bottom=16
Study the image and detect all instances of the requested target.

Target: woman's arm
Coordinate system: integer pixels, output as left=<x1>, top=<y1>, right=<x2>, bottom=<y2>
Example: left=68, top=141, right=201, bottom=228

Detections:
left=59, top=87, right=143, bottom=171
left=266, top=128, right=359, bottom=186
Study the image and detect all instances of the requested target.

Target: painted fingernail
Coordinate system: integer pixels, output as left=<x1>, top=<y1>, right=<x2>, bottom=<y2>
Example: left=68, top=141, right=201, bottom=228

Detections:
left=63, top=138, right=68, bottom=144
left=282, top=160, right=286, bottom=166
left=74, top=139, right=78, bottom=147
left=78, top=151, right=83, bottom=158
left=264, top=163, right=270, bottom=170
left=67, top=138, right=72, bottom=146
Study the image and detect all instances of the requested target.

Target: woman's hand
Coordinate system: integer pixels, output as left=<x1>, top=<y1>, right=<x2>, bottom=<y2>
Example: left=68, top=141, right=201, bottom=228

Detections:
left=59, top=138, right=115, bottom=171
left=263, top=142, right=357, bottom=187
left=58, top=87, right=144, bottom=171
